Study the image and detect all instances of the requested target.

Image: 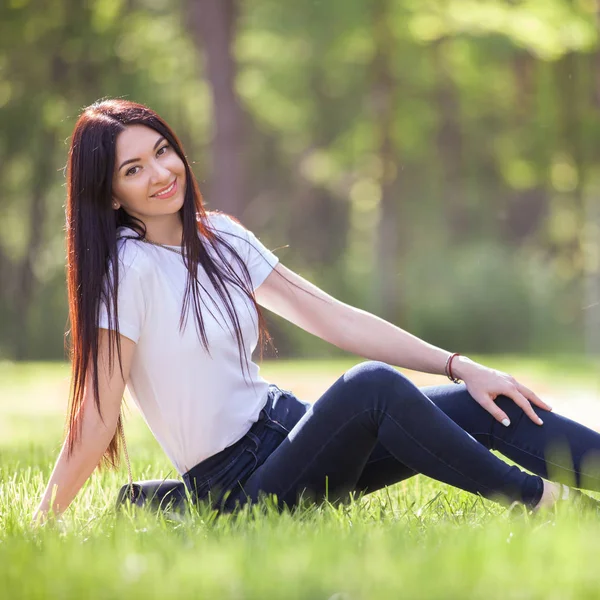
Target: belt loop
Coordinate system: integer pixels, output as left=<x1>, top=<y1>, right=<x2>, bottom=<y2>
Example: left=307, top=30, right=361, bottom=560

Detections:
left=269, top=386, right=283, bottom=410
left=245, top=430, right=261, bottom=450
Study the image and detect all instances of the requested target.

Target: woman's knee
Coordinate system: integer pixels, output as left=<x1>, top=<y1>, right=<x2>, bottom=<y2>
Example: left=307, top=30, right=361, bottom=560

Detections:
left=344, top=360, right=413, bottom=392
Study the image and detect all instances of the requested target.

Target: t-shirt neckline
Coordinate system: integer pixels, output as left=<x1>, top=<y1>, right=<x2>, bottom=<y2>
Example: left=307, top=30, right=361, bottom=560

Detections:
left=117, top=226, right=182, bottom=248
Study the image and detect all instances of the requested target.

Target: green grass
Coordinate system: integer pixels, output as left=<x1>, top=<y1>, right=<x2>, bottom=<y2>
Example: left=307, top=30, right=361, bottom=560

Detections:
left=2, top=357, right=600, bottom=599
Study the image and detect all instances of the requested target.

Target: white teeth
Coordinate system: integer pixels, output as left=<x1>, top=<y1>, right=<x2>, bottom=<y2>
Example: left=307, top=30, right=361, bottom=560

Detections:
left=154, top=180, right=175, bottom=197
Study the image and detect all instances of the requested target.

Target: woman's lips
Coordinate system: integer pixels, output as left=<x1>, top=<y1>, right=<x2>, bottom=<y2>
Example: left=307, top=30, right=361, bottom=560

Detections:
left=152, top=178, right=177, bottom=198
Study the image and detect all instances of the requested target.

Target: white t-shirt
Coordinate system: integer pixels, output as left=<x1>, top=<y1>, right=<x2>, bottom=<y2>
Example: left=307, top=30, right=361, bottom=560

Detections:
left=97, top=212, right=280, bottom=474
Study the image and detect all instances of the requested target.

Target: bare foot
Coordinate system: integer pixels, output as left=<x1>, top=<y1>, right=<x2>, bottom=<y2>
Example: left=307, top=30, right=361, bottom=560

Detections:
left=533, top=480, right=565, bottom=512
left=533, top=480, right=600, bottom=513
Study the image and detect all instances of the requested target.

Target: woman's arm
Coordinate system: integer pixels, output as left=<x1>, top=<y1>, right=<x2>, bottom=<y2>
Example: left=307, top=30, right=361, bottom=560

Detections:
left=255, top=263, right=455, bottom=372
left=255, top=263, right=552, bottom=425
left=33, top=330, right=136, bottom=523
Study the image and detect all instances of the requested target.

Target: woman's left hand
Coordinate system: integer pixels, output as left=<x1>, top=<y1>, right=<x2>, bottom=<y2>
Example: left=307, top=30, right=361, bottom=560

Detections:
left=452, top=356, right=553, bottom=427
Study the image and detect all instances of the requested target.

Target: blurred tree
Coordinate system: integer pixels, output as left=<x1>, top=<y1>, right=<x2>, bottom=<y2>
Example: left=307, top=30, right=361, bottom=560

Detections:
left=1, top=0, right=600, bottom=359
left=0, top=0, right=210, bottom=359
left=371, top=0, right=402, bottom=322
left=186, top=0, right=247, bottom=218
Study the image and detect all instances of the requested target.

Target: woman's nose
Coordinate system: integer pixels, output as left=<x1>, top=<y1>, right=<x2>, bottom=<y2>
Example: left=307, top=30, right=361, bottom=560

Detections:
left=149, top=161, right=172, bottom=183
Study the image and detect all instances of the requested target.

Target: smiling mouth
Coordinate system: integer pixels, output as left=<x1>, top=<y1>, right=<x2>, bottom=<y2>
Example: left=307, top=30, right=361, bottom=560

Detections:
left=152, top=179, right=177, bottom=198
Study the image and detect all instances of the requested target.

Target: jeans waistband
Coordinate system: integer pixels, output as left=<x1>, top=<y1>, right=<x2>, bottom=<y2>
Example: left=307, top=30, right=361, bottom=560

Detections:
left=181, top=385, right=281, bottom=490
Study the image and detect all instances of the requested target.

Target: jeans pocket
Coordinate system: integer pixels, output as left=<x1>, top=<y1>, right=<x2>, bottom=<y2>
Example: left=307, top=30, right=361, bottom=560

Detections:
left=266, top=389, right=310, bottom=436
left=184, top=440, right=251, bottom=504
left=209, top=446, right=259, bottom=510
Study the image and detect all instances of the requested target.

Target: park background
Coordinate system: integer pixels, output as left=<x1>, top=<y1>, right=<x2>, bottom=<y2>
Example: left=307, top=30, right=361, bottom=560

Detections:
left=3, top=2, right=600, bottom=599
left=3, top=0, right=600, bottom=363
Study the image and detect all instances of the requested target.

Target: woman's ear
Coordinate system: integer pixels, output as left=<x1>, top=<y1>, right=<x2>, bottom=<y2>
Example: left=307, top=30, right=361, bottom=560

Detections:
left=112, top=199, right=120, bottom=210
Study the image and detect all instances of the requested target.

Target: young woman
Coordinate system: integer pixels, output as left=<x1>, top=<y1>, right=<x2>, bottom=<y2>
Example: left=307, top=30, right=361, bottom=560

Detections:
left=34, top=99, right=600, bottom=523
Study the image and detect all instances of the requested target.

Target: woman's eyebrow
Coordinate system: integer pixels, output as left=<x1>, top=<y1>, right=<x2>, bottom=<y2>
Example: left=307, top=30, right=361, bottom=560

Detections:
left=118, top=136, right=166, bottom=171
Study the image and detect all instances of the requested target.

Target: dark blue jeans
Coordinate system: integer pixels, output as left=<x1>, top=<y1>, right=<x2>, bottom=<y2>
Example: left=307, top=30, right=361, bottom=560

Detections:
left=182, top=361, right=600, bottom=514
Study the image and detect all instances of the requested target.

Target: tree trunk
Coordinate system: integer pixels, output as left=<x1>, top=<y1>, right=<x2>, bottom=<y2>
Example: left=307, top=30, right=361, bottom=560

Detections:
left=504, top=51, right=548, bottom=245
left=371, top=0, right=401, bottom=322
left=432, top=38, right=467, bottom=240
left=13, top=130, right=56, bottom=359
left=187, top=0, right=246, bottom=217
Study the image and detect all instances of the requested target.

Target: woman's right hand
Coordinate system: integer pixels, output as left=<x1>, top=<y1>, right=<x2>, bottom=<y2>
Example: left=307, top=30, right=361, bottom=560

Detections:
left=31, top=507, right=65, bottom=530
left=31, top=504, right=52, bottom=527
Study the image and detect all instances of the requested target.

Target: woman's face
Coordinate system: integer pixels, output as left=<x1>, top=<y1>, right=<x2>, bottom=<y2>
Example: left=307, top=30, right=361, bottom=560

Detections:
left=111, top=124, right=186, bottom=222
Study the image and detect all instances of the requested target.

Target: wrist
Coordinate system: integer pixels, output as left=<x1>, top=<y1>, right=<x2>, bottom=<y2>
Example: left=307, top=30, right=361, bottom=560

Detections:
left=451, top=355, right=478, bottom=380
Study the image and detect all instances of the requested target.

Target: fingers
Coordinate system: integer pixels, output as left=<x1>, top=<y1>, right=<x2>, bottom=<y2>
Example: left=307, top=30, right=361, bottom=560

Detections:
left=474, top=387, right=545, bottom=427
left=472, top=392, right=512, bottom=427
left=516, top=382, right=553, bottom=412
left=507, top=387, right=544, bottom=425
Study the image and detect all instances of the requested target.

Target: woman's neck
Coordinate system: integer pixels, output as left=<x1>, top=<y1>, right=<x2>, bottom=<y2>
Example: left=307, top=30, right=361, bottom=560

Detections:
left=143, top=216, right=184, bottom=246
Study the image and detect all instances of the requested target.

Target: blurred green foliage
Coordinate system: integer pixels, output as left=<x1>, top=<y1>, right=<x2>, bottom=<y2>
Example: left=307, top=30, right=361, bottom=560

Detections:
left=1, top=0, right=600, bottom=360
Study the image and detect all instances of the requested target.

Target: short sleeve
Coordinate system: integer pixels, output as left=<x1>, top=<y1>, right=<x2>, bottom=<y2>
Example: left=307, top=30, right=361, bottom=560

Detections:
left=97, top=246, right=146, bottom=343
left=213, top=214, right=280, bottom=291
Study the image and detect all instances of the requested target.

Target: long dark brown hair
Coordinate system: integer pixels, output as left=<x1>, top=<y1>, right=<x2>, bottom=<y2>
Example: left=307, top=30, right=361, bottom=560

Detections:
left=64, top=98, right=290, bottom=471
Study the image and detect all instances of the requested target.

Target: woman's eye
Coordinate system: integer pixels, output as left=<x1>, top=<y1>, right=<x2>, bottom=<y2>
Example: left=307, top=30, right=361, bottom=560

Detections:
left=125, top=145, right=169, bottom=176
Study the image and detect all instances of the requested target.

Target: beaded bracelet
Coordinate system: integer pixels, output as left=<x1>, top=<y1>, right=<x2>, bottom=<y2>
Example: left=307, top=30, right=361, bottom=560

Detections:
left=445, top=352, right=462, bottom=384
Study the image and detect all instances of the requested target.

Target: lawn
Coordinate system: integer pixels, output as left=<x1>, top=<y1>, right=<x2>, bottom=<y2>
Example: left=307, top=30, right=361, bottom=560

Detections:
left=1, top=357, right=600, bottom=599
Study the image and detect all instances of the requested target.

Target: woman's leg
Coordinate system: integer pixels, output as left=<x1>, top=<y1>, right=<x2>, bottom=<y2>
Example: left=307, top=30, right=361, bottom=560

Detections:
left=355, top=383, right=600, bottom=496
left=238, top=361, right=545, bottom=511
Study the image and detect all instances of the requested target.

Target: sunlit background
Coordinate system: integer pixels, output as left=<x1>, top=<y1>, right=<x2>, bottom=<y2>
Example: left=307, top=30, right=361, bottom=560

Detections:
left=2, top=0, right=600, bottom=363
left=3, top=7, right=600, bottom=598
